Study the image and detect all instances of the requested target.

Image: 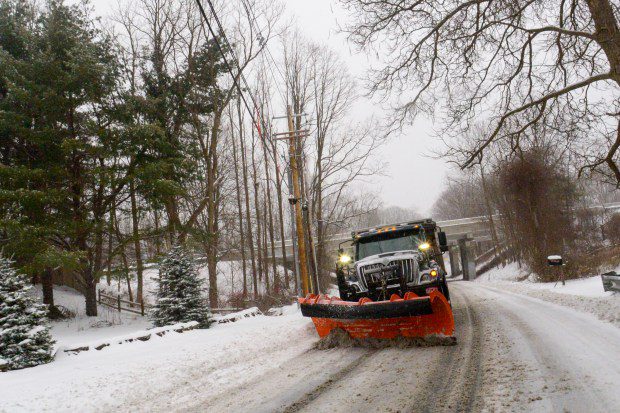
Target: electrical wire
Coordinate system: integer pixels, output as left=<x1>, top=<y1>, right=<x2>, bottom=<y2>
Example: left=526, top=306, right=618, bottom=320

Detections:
left=239, top=0, right=288, bottom=105
left=193, top=0, right=260, bottom=131
left=193, top=0, right=294, bottom=171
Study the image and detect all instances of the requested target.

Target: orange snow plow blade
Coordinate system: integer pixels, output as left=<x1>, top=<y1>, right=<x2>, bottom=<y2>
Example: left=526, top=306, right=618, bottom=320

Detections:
left=299, top=290, right=454, bottom=339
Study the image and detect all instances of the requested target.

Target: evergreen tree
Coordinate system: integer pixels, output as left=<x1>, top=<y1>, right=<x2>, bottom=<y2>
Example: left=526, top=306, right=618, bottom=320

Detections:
left=0, top=0, right=74, bottom=317
left=0, top=0, right=141, bottom=316
left=0, top=255, right=54, bottom=370
left=150, top=246, right=211, bottom=328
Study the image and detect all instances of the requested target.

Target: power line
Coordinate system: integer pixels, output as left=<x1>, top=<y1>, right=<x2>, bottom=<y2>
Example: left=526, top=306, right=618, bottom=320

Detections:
left=239, top=0, right=288, bottom=104
left=193, top=0, right=259, bottom=131
left=193, top=0, right=291, bottom=170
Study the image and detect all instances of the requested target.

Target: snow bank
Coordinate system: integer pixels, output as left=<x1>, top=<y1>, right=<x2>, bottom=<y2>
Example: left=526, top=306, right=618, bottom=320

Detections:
left=477, top=280, right=619, bottom=328
left=31, top=285, right=151, bottom=352
left=213, top=307, right=261, bottom=323
left=478, top=261, right=615, bottom=298
left=525, top=275, right=614, bottom=298
left=63, top=322, right=199, bottom=354
left=476, top=261, right=532, bottom=282
left=0, top=309, right=314, bottom=412
left=476, top=261, right=619, bottom=327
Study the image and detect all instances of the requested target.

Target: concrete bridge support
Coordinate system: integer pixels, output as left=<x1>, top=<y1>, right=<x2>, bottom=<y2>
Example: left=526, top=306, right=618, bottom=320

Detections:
left=448, top=246, right=461, bottom=278
left=458, top=237, right=477, bottom=281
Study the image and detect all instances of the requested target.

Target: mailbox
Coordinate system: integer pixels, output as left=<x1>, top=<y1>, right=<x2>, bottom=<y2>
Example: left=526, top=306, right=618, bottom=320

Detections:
left=547, top=255, right=563, bottom=266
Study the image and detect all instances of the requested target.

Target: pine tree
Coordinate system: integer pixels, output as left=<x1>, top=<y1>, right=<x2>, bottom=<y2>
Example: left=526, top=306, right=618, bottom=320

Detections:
left=150, top=246, right=211, bottom=328
left=0, top=0, right=128, bottom=317
left=0, top=256, right=54, bottom=370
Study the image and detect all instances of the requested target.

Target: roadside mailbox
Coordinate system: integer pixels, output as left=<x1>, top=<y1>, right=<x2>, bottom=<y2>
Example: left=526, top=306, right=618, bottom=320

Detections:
left=547, top=255, right=563, bottom=266
left=547, top=255, right=565, bottom=285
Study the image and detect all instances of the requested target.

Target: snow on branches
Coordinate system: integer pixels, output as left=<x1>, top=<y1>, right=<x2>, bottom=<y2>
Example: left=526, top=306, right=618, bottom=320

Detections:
left=0, top=256, right=54, bottom=370
left=150, top=246, right=211, bottom=328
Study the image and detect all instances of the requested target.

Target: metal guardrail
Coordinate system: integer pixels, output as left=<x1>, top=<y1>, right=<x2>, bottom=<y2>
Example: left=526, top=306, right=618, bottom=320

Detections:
left=601, top=272, right=620, bottom=293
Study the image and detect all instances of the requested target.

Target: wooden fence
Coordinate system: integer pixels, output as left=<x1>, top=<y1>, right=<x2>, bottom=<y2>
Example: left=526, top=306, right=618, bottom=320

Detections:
left=97, top=290, right=242, bottom=316
left=97, top=290, right=148, bottom=316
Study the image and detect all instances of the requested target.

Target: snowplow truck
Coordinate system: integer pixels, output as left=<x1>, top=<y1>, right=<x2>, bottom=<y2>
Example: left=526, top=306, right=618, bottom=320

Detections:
left=299, top=219, right=455, bottom=340
left=336, top=219, right=451, bottom=303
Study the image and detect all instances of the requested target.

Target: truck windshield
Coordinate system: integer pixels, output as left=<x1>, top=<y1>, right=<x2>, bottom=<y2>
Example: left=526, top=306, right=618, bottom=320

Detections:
left=356, top=230, right=426, bottom=260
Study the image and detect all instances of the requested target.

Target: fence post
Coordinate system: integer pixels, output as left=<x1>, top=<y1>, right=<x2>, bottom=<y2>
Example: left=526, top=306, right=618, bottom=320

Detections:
left=140, top=299, right=145, bottom=317
left=117, top=294, right=121, bottom=312
left=97, top=289, right=100, bottom=305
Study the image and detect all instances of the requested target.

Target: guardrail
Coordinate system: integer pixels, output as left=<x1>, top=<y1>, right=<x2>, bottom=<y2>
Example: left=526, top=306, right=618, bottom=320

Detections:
left=601, top=272, right=620, bottom=293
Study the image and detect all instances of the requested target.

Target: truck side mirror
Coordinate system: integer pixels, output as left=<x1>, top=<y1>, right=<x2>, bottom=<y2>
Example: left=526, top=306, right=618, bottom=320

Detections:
left=438, top=231, right=448, bottom=252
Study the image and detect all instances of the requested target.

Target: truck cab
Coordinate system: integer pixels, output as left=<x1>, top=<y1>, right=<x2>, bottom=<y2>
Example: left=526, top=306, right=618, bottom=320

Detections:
left=335, top=219, right=450, bottom=302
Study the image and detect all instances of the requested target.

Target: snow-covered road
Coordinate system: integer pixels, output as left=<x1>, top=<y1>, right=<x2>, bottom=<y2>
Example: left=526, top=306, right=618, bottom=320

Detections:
left=188, top=282, right=620, bottom=413
left=1, top=282, right=619, bottom=412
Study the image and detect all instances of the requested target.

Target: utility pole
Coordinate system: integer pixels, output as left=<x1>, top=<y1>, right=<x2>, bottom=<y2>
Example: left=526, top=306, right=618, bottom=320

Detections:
left=273, top=107, right=311, bottom=296
left=284, top=105, right=311, bottom=295
left=287, top=167, right=301, bottom=296
left=303, top=201, right=320, bottom=294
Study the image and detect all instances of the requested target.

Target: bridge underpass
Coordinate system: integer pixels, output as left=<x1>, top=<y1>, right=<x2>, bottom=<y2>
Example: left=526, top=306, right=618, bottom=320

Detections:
left=228, top=202, right=620, bottom=282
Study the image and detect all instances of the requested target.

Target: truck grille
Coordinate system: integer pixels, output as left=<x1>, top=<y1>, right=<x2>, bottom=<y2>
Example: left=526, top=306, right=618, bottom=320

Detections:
left=358, top=259, right=416, bottom=289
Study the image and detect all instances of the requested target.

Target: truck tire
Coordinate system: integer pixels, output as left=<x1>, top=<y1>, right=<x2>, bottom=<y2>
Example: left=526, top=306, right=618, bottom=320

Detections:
left=440, top=278, right=451, bottom=304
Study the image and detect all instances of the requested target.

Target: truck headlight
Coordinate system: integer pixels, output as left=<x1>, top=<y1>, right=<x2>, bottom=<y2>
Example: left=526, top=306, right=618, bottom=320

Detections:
left=418, top=242, right=431, bottom=251
left=339, top=254, right=352, bottom=264
left=420, top=269, right=438, bottom=282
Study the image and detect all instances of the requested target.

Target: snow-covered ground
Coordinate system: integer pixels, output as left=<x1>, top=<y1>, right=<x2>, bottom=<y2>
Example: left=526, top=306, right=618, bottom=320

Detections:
left=100, top=260, right=293, bottom=306
left=31, top=285, right=151, bottom=351
left=3, top=259, right=619, bottom=412
left=0, top=293, right=313, bottom=412
left=476, top=262, right=620, bottom=327
left=475, top=261, right=532, bottom=282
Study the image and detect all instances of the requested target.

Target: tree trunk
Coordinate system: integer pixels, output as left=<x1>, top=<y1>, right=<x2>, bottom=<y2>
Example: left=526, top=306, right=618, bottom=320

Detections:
left=119, top=246, right=134, bottom=303
left=587, top=0, right=620, bottom=84
left=252, top=144, right=265, bottom=293
left=153, top=208, right=161, bottom=255
left=262, top=191, right=270, bottom=293
left=41, top=267, right=63, bottom=319
left=261, top=132, right=279, bottom=293
left=238, top=99, right=258, bottom=300
left=106, top=209, right=114, bottom=286
left=232, top=125, right=248, bottom=298
left=271, top=140, right=290, bottom=288
left=41, top=267, right=54, bottom=307
left=83, top=267, right=98, bottom=317
left=129, top=179, right=144, bottom=303
left=206, top=114, right=222, bottom=308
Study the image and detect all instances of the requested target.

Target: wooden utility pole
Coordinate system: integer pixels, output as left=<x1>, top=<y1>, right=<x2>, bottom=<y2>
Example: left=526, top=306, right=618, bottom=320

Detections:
left=286, top=105, right=311, bottom=295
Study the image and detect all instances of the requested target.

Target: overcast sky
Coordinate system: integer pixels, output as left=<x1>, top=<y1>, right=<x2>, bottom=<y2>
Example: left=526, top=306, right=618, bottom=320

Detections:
left=272, top=0, right=450, bottom=215
left=90, top=0, right=450, bottom=215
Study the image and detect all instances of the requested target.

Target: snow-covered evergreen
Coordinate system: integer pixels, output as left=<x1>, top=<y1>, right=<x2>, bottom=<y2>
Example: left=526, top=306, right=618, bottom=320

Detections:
left=150, top=246, right=211, bottom=328
left=0, top=256, right=54, bottom=370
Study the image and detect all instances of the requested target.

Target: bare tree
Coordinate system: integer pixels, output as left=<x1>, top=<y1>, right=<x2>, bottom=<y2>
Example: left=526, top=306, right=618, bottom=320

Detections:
left=342, top=0, right=620, bottom=185
left=282, top=34, right=386, bottom=284
left=432, top=172, right=487, bottom=220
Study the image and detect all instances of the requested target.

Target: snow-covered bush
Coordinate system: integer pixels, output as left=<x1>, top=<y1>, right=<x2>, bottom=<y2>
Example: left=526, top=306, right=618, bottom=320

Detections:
left=0, top=256, right=55, bottom=370
left=150, top=246, right=211, bottom=328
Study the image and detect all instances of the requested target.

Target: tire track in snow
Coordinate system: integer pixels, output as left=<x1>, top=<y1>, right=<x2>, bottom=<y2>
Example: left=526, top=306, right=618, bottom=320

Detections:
left=469, top=283, right=620, bottom=412
left=286, top=286, right=476, bottom=413
left=185, top=346, right=374, bottom=413
left=412, top=286, right=484, bottom=413
left=280, top=349, right=378, bottom=413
